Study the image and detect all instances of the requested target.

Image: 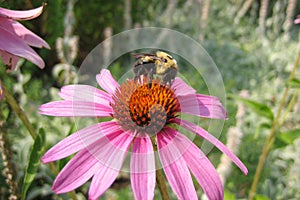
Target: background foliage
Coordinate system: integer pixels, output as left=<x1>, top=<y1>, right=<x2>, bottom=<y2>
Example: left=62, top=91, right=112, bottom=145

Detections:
left=0, top=0, right=300, bottom=199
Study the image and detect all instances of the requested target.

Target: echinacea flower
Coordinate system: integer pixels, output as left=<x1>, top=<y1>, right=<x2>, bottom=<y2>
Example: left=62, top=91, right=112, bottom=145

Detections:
left=40, top=69, right=248, bottom=200
left=0, top=4, right=50, bottom=70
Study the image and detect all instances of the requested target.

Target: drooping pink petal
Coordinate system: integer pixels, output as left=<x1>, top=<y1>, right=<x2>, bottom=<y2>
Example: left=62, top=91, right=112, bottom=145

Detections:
left=164, top=127, right=223, bottom=200
left=88, top=130, right=134, bottom=199
left=157, top=130, right=198, bottom=200
left=42, top=121, right=121, bottom=163
left=174, top=118, right=248, bottom=175
left=130, top=135, right=156, bottom=200
left=171, top=77, right=196, bottom=96
left=39, top=100, right=113, bottom=117
left=96, top=69, right=119, bottom=95
left=0, top=26, right=45, bottom=68
left=58, top=85, right=112, bottom=105
left=0, top=17, right=50, bottom=49
left=52, top=149, right=100, bottom=193
left=178, top=93, right=227, bottom=119
left=0, top=4, right=45, bottom=20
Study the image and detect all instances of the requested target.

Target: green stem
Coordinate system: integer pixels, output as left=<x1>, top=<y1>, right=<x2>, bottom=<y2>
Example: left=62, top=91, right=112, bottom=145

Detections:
left=249, top=47, right=300, bottom=199
left=150, top=136, right=170, bottom=200
left=2, top=82, right=36, bottom=139
left=279, top=91, right=299, bottom=128
left=1, top=80, right=78, bottom=200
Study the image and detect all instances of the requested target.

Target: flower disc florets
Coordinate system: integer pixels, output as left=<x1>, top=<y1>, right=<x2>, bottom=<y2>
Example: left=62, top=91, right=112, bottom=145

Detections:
left=111, top=78, right=180, bottom=135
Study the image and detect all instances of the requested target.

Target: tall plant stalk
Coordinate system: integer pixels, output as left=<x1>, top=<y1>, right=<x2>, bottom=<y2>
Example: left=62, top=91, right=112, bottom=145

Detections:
left=249, top=46, right=300, bottom=199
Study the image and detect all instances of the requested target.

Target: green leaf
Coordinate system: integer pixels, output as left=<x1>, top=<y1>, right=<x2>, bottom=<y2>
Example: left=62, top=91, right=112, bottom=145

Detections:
left=286, top=78, right=300, bottom=88
left=224, top=189, right=236, bottom=200
left=21, top=129, right=46, bottom=200
left=232, top=96, right=274, bottom=121
left=277, top=129, right=300, bottom=145
left=253, top=194, right=270, bottom=200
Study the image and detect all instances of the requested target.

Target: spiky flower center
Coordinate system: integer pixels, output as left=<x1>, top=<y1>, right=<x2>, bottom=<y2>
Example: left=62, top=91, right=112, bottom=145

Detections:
left=111, top=78, right=180, bottom=135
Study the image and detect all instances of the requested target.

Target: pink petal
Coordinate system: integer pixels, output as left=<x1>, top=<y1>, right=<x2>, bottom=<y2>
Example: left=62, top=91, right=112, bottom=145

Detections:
left=157, top=131, right=198, bottom=200
left=0, top=27, right=45, bottom=68
left=88, top=131, right=134, bottom=199
left=58, top=85, right=111, bottom=105
left=130, top=135, right=156, bottom=200
left=0, top=4, right=44, bottom=20
left=0, top=17, right=50, bottom=49
left=174, top=118, right=248, bottom=175
left=178, top=93, right=227, bottom=119
left=171, top=77, right=196, bottom=96
left=42, top=121, right=121, bottom=163
left=39, top=100, right=113, bottom=117
left=164, top=127, right=223, bottom=199
left=96, top=69, right=119, bottom=95
left=52, top=149, right=100, bottom=193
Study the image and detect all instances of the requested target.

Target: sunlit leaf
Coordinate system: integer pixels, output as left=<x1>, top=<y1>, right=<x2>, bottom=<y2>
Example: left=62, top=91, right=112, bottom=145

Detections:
left=253, top=194, right=270, bottom=200
left=277, top=129, right=300, bottom=145
left=224, top=190, right=236, bottom=200
left=231, top=95, right=274, bottom=121
left=286, top=78, right=300, bottom=88
left=21, top=129, right=46, bottom=200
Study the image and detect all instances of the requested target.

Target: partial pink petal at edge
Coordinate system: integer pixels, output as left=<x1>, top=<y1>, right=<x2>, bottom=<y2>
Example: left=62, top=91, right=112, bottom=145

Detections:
left=0, top=4, right=44, bottom=20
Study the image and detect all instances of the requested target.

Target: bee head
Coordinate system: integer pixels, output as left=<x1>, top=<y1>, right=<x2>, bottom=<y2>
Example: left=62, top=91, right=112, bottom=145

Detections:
left=156, top=51, right=178, bottom=71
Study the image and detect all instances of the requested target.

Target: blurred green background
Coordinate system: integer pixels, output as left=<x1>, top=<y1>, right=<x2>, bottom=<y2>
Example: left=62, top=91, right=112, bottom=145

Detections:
left=1, top=0, right=300, bottom=199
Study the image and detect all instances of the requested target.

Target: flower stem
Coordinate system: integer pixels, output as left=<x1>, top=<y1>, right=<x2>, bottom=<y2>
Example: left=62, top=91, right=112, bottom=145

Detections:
left=249, top=46, right=300, bottom=199
left=279, top=91, right=299, bottom=127
left=150, top=136, right=170, bottom=200
left=2, top=82, right=36, bottom=139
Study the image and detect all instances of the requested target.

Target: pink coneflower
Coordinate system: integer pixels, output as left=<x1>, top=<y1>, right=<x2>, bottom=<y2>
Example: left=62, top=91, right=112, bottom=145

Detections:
left=40, top=69, right=247, bottom=200
left=0, top=4, right=50, bottom=70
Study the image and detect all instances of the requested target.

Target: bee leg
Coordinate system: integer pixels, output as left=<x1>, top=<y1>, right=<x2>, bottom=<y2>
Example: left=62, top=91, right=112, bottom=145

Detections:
left=148, top=67, right=155, bottom=87
left=163, top=68, right=177, bottom=86
left=134, top=65, right=145, bottom=82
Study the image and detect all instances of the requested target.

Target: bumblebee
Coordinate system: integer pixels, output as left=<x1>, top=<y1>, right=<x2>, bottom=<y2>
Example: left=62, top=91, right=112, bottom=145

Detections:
left=132, top=51, right=178, bottom=86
